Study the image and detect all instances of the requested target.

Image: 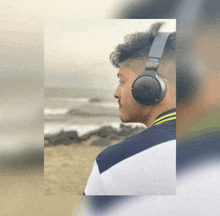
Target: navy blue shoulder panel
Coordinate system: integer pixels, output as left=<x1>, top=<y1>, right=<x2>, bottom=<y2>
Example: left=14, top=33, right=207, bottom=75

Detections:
left=177, top=130, right=220, bottom=176
left=97, top=120, right=176, bottom=174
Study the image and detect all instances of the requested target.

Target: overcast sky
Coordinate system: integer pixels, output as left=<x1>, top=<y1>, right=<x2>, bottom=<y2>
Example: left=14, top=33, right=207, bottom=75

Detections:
left=2, top=2, right=175, bottom=90
left=45, top=19, right=176, bottom=89
left=2, top=0, right=128, bottom=19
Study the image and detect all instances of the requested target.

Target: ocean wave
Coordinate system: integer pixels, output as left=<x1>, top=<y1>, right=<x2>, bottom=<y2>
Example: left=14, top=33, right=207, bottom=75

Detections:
left=99, top=102, right=119, bottom=109
left=48, top=98, right=117, bottom=107
left=49, top=97, right=90, bottom=103
left=44, top=107, right=119, bottom=118
left=67, top=108, right=119, bottom=117
left=44, top=123, right=101, bottom=137
left=44, top=122, right=146, bottom=137
left=44, top=108, right=70, bottom=116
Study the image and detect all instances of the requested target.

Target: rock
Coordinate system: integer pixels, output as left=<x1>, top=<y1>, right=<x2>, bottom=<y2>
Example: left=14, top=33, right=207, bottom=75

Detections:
left=91, top=138, right=112, bottom=146
left=79, top=133, right=92, bottom=141
left=49, top=131, right=68, bottom=146
left=120, top=123, right=126, bottom=129
left=89, top=98, right=102, bottom=103
left=44, top=133, right=54, bottom=140
left=97, top=126, right=118, bottom=138
left=75, top=125, right=146, bottom=144
left=62, top=139, right=75, bottom=146
left=119, top=128, right=132, bottom=137
left=132, top=126, right=146, bottom=135
left=44, top=130, right=80, bottom=146
left=120, top=124, right=132, bottom=130
left=108, top=134, right=121, bottom=140
left=79, top=129, right=101, bottom=141
left=64, top=130, right=78, bottom=140
left=44, top=139, right=50, bottom=147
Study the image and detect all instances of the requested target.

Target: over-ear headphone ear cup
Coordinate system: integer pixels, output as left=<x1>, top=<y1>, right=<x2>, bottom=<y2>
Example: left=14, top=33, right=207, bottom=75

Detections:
left=132, top=74, right=167, bottom=105
left=130, top=33, right=170, bottom=106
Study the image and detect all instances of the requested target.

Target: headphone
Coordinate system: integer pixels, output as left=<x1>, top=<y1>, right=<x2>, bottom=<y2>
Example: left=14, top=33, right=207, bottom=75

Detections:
left=132, top=32, right=170, bottom=105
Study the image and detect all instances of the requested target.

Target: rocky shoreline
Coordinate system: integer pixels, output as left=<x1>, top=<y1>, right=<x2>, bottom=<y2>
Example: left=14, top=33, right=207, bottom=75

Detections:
left=44, top=124, right=146, bottom=147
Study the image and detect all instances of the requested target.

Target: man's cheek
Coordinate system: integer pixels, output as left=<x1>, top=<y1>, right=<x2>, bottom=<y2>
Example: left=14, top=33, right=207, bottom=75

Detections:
left=123, top=85, right=131, bottom=98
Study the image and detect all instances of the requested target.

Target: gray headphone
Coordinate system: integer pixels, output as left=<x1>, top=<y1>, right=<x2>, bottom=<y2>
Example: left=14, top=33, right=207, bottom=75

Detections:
left=132, top=32, right=170, bottom=105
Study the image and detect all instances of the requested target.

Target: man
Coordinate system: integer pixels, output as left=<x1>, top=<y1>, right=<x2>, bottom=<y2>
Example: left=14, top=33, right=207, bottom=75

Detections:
left=84, top=22, right=176, bottom=195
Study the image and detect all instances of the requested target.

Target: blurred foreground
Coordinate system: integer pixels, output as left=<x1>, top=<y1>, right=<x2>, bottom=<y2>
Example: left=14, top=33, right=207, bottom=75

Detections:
left=1, top=1, right=220, bottom=216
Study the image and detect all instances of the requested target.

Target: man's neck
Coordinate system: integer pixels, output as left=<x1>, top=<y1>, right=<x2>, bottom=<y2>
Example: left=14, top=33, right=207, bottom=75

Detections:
left=143, top=105, right=176, bottom=128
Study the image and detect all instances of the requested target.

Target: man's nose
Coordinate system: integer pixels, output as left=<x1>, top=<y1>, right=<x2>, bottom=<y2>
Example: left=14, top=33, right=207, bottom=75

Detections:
left=114, top=86, right=120, bottom=99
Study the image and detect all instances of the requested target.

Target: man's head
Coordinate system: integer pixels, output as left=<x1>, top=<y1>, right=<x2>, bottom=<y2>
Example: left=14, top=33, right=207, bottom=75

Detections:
left=110, top=22, right=176, bottom=127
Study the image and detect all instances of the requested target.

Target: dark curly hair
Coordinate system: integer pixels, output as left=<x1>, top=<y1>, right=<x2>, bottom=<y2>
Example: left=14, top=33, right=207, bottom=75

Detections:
left=110, top=22, right=176, bottom=68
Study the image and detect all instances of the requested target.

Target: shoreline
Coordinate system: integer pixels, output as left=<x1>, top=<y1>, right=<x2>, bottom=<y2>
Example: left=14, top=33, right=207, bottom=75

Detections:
left=44, top=124, right=146, bottom=211
left=44, top=124, right=146, bottom=147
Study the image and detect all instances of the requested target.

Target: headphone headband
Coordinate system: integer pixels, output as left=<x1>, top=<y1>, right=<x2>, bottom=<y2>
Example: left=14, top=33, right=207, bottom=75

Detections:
left=145, top=32, right=170, bottom=72
left=148, top=32, right=171, bottom=59
left=132, top=32, right=171, bottom=105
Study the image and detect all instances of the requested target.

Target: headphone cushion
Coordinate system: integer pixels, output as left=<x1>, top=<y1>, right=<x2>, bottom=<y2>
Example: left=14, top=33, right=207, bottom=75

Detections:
left=132, top=75, right=165, bottom=105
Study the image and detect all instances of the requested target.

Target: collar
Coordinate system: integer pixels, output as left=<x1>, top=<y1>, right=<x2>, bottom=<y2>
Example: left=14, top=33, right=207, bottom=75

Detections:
left=152, top=108, right=176, bottom=127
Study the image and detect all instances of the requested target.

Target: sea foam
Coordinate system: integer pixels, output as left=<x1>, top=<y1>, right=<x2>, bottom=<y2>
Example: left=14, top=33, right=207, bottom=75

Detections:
left=44, top=122, right=146, bottom=137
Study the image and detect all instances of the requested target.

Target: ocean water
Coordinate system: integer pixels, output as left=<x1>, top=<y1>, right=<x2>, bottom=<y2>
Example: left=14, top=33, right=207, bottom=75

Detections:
left=44, top=87, right=127, bottom=137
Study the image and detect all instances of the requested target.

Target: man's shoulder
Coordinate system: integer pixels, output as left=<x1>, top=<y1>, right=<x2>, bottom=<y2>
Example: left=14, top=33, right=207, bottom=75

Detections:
left=96, top=121, right=176, bottom=174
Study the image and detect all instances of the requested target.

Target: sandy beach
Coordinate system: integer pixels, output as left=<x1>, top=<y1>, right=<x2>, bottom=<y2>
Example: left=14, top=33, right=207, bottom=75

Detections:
left=44, top=136, right=122, bottom=215
left=43, top=86, right=146, bottom=214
